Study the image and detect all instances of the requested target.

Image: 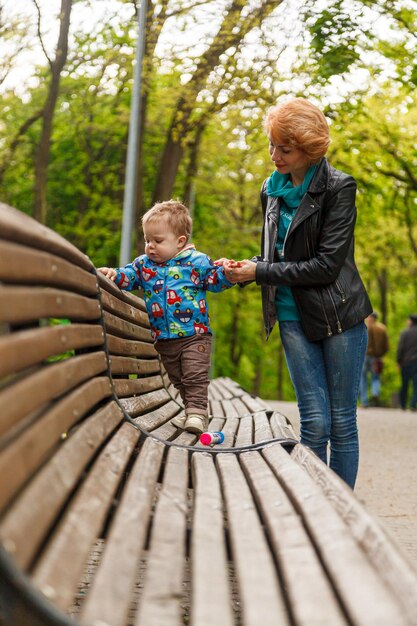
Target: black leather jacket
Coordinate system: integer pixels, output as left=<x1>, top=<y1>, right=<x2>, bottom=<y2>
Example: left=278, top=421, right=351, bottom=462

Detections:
left=255, top=157, right=372, bottom=341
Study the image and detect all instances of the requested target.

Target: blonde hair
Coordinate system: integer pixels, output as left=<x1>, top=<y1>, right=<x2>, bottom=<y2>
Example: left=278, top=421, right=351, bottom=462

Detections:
left=142, top=200, right=192, bottom=241
left=264, top=98, right=330, bottom=162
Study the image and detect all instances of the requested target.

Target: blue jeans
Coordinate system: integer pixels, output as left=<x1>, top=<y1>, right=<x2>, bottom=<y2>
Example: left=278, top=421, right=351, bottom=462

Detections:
left=279, top=321, right=368, bottom=489
left=359, top=355, right=381, bottom=406
left=400, top=361, right=417, bottom=410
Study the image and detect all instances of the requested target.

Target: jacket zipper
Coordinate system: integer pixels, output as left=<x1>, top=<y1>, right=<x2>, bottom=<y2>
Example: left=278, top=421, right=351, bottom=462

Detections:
left=327, top=287, right=343, bottom=333
left=318, top=289, right=333, bottom=336
left=335, top=279, right=346, bottom=303
left=163, top=266, right=169, bottom=336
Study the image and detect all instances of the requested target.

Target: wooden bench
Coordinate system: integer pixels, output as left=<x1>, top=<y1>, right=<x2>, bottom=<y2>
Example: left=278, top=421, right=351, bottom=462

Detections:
left=1, top=202, right=417, bottom=626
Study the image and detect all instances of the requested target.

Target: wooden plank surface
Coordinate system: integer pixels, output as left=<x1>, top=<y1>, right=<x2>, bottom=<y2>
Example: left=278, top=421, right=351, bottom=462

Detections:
left=80, top=437, right=165, bottom=626
left=130, top=400, right=182, bottom=432
left=112, top=374, right=163, bottom=398
left=217, top=453, right=289, bottom=626
left=0, top=324, right=104, bottom=378
left=32, top=422, right=140, bottom=611
left=109, top=355, right=161, bottom=376
left=97, top=272, right=147, bottom=312
left=262, top=443, right=410, bottom=625
left=0, top=401, right=124, bottom=569
left=135, top=446, right=189, bottom=626
left=291, top=443, right=417, bottom=623
left=270, top=411, right=298, bottom=441
left=106, top=334, right=156, bottom=356
left=103, top=309, right=151, bottom=342
left=0, top=352, right=107, bottom=439
left=253, top=411, right=273, bottom=443
left=240, top=449, right=347, bottom=626
left=0, top=203, right=94, bottom=270
left=235, top=414, right=253, bottom=447
left=0, top=240, right=97, bottom=294
left=0, top=286, right=101, bottom=324
left=0, top=377, right=113, bottom=511
left=190, top=453, right=234, bottom=626
left=120, top=388, right=171, bottom=419
left=100, top=289, right=149, bottom=327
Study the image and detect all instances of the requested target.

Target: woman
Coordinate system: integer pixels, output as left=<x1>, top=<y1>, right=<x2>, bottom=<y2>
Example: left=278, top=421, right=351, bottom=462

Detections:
left=226, top=98, right=372, bottom=488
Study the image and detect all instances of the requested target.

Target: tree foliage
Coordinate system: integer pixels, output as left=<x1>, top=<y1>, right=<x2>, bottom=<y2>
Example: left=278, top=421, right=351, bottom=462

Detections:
left=1, top=0, right=417, bottom=402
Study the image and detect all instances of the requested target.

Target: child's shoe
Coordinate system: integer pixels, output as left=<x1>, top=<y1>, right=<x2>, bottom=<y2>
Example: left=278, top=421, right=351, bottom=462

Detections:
left=184, top=414, right=208, bottom=434
left=171, top=415, right=187, bottom=429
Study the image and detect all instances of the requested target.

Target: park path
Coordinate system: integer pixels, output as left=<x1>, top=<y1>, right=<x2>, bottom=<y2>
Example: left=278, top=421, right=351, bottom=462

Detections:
left=268, top=400, right=417, bottom=572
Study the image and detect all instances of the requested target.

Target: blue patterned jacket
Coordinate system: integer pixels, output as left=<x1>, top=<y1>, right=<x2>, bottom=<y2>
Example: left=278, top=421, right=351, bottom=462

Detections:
left=115, top=245, right=233, bottom=341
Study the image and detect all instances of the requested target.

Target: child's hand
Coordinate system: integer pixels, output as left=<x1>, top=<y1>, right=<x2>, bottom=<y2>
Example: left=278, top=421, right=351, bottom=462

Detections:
left=98, top=267, right=117, bottom=281
left=214, top=257, right=230, bottom=267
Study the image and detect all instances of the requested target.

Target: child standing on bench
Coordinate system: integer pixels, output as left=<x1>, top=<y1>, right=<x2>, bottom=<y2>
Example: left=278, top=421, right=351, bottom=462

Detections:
left=98, top=200, right=234, bottom=435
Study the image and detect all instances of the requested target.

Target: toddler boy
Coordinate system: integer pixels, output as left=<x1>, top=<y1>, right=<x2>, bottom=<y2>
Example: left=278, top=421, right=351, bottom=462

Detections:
left=98, top=200, right=233, bottom=434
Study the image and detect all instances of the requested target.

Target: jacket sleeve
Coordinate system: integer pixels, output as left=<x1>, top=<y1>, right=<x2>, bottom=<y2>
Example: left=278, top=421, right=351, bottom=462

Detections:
left=256, top=174, right=357, bottom=287
left=114, top=258, right=143, bottom=291
left=397, top=331, right=406, bottom=365
left=199, top=256, right=234, bottom=293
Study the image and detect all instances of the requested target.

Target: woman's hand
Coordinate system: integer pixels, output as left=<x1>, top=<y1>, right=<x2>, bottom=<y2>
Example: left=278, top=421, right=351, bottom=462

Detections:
left=98, top=267, right=117, bottom=281
left=225, top=259, right=256, bottom=284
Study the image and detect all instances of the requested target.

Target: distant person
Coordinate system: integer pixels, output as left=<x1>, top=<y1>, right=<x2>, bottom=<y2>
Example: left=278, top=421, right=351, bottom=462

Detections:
left=219, top=97, right=372, bottom=489
left=359, top=312, right=389, bottom=407
left=397, top=314, right=417, bottom=411
left=98, top=200, right=234, bottom=434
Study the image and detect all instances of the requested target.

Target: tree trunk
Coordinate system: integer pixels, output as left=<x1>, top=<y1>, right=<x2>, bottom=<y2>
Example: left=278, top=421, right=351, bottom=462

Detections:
left=152, top=0, right=283, bottom=202
left=33, top=0, right=72, bottom=224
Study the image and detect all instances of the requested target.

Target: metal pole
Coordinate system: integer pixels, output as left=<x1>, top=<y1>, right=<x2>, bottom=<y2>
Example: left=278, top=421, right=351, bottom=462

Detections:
left=119, top=0, right=148, bottom=266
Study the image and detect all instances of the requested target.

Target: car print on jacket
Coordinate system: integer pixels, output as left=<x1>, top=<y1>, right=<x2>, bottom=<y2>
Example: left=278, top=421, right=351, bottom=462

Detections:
left=114, top=244, right=233, bottom=340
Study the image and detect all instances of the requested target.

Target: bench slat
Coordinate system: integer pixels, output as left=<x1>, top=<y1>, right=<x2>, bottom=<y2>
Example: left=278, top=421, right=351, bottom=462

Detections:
left=0, top=352, right=107, bottom=439
left=31, top=422, right=140, bottom=611
left=136, top=446, right=189, bottom=626
left=120, top=388, right=172, bottom=419
left=80, top=437, right=165, bottom=626
left=110, top=355, right=160, bottom=376
left=113, top=374, right=163, bottom=398
left=270, top=411, right=298, bottom=441
left=103, top=309, right=151, bottom=342
left=100, top=289, right=150, bottom=327
left=190, top=453, right=234, bottom=626
left=240, top=449, right=347, bottom=625
left=262, top=443, right=410, bottom=624
left=97, top=273, right=147, bottom=312
left=0, top=286, right=101, bottom=324
left=235, top=414, right=253, bottom=447
left=0, top=377, right=112, bottom=512
left=0, top=202, right=93, bottom=270
left=291, top=443, right=417, bottom=623
left=0, top=240, right=97, bottom=295
left=130, top=400, right=183, bottom=432
left=106, top=334, right=156, bottom=356
left=0, top=324, right=104, bottom=378
left=253, top=411, right=273, bottom=443
left=0, top=401, right=124, bottom=569
left=217, top=453, right=289, bottom=626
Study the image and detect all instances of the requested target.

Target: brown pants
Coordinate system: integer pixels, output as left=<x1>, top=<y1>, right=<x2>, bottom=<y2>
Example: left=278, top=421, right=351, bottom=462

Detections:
left=155, top=334, right=212, bottom=416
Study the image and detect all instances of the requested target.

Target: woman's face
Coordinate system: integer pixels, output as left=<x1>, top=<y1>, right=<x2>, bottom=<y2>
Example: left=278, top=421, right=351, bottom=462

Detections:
left=268, top=136, right=311, bottom=184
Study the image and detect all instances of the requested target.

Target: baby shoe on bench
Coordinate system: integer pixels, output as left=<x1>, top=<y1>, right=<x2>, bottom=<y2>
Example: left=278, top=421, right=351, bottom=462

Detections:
left=171, top=415, right=187, bottom=429
left=184, top=414, right=208, bottom=434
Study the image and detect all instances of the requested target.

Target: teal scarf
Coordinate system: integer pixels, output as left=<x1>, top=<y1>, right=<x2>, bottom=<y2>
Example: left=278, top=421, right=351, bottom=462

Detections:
left=266, top=165, right=317, bottom=208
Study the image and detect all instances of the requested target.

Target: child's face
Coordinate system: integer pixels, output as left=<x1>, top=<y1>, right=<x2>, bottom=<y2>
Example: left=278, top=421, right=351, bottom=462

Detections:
left=143, top=219, right=186, bottom=263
